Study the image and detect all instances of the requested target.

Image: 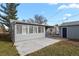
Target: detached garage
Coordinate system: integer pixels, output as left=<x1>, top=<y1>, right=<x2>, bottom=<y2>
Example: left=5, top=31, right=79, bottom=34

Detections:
left=59, top=21, right=79, bottom=40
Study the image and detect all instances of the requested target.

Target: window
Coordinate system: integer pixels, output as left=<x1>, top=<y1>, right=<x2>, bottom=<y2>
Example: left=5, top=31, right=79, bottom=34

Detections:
left=16, top=24, right=22, bottom=34
left=38, top=26, right=42, bottom=33
left=26, top=25, right=28, bottom=33
left=34, top=26, right=37, bottom=33
left=29, top=25, right=33, bottom=33
left=41, top=26, right=44, bottom=33
left=38, top=26, right=44, bottom=33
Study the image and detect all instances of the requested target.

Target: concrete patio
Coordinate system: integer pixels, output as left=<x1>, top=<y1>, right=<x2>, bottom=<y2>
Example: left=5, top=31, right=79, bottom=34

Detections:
left=14, top=38, right=61, bottom=56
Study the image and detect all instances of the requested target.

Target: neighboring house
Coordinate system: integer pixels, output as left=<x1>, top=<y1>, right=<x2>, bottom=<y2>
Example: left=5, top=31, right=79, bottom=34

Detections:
left=59, top=21, right=79, bottom=40
left=45, top=24, right=60, bottom=36
left=46, top=25, right=59, bottom=37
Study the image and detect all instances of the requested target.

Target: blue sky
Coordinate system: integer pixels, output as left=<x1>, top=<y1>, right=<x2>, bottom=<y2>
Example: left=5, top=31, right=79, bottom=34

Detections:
left=17, top=3, right=79, bottom=25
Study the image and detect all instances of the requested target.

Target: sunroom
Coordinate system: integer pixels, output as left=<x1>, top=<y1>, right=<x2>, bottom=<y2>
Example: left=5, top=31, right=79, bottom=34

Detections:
left=11, top=21, right=45, bottom=43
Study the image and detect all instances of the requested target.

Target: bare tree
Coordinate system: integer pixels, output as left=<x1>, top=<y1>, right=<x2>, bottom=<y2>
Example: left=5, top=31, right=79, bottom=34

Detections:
left=27, top=15, right=47, bottom=24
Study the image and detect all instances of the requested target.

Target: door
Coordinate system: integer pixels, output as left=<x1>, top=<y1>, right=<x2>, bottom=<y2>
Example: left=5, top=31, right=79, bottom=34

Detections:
left=62, top=28, right=67, bottom=38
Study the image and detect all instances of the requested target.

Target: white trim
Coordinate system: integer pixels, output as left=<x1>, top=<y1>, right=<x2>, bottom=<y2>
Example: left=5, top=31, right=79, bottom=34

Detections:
left=28, top=25, right=29, bottom=34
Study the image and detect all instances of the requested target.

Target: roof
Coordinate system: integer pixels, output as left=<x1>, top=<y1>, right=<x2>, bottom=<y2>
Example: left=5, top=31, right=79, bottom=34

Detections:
left=11, top=20, right=53, bottom=27
left=60, top=21, right=79, bottom=27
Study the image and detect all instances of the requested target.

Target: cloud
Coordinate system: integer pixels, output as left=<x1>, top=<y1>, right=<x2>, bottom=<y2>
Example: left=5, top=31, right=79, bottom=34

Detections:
left=63, top=13, right=72, bottom=20
left=64, top=14, right=72, bottom=17
left=58, top=3, right=79, bottom=10
left=63, top=17, right=67, bottom=20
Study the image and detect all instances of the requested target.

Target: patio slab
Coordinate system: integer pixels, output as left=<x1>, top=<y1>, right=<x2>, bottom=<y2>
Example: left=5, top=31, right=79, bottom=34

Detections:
left=14, top=38, right=61, bottom=56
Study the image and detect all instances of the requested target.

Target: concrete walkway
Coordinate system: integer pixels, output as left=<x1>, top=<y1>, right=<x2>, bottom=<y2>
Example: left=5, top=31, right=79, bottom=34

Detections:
left=14, top=38, right=61, bottom=56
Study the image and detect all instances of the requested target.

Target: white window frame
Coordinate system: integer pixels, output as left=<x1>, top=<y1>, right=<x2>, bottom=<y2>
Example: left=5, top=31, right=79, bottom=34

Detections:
left=16, top=24, right=22, bottom=34
left=29, top=25, right=33, bottom=33
left=33, top=26, right=38, bottom=33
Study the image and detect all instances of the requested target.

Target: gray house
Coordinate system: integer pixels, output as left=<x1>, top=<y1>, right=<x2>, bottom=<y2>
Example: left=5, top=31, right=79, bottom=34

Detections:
left=59, top=21, right=79, bottom=40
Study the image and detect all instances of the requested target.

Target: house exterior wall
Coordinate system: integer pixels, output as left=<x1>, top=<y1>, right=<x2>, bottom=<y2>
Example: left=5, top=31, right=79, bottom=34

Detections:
left=60, top=26, right=79, bottom=39
left=67, top=26, right=79, bottom=39
left=59, top=27, right=62, bottom=37
left=13, top=23, right=45, bottom=43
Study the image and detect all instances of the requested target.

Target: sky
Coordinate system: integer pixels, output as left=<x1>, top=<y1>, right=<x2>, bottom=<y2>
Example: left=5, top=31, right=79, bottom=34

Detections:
left=17, top=3, right=79, bottom=25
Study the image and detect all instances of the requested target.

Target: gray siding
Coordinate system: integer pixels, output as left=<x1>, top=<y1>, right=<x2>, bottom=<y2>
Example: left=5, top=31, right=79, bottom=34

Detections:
left=67, top=26, right=79, bottom=39
left=59, top=27, right=62, bottom=37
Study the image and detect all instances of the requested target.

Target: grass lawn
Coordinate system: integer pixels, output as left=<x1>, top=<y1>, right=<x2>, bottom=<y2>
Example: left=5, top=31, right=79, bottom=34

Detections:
left=0, top=34, right=19, bottom=56
left=27, top=40, right=79, bottom=56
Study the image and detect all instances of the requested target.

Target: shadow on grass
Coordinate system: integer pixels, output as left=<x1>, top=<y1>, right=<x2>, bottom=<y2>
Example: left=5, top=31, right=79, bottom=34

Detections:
left=0, top=33, right=12, bottom=42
